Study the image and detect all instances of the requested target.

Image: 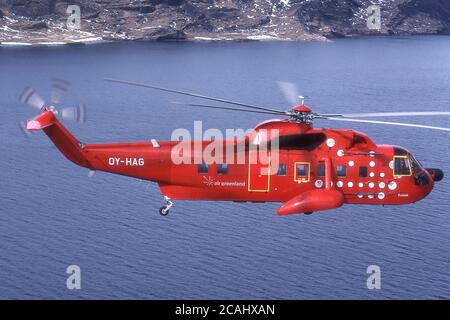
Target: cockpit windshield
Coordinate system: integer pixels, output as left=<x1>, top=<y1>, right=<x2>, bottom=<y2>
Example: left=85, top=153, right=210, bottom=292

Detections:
left=410, top=155, right=423, bottom=175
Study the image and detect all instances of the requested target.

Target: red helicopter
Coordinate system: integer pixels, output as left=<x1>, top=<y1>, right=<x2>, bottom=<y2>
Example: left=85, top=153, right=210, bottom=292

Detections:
left=19, top=79, right=447, bottom=216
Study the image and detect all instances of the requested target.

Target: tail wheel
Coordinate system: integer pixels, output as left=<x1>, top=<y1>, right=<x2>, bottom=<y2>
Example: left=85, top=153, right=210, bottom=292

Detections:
left=159, top=206, right=170, bottom=216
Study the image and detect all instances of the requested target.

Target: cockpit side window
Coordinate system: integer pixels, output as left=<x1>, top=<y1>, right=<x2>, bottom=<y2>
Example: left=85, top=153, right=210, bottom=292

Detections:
left=393, top=156, right=411, bottom=176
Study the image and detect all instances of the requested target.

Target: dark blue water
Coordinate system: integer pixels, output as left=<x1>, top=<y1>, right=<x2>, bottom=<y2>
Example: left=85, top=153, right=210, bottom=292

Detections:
left=1, top=37, right=450, bottom=299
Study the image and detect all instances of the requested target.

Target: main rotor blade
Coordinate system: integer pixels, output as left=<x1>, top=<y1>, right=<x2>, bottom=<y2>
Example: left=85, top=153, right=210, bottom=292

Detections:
left=171, top=102, right=287, bottom=116
left=105, top=78, right=284, bottom=113
left=277, top=81, right=301, bottom=106
left=322, top=111, right=450, bottom=118
left=50, top=78, right=70, bottom=106
left=19, top=87, right=45, bottom=109
left=276, top=81, right=309, bottom=107
left=323, top=117, right=450, bottom=132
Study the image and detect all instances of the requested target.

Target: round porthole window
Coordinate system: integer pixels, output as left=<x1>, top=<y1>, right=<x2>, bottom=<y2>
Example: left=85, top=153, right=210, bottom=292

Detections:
left=389, top=160, right=394, bottom=169
left=388, top=181, right=397, bottom=190
left=315, top=180, right=324, bottom=188
left=326, top=138, right=336, bottom=148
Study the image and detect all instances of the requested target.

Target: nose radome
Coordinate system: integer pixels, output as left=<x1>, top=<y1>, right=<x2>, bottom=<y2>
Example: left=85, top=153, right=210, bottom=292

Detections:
left=426, top=168, right=444, bottom=182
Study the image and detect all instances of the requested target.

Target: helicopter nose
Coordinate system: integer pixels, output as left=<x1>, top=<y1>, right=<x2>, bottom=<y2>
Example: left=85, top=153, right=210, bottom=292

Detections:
left=426, top=168, right=444, bottom=182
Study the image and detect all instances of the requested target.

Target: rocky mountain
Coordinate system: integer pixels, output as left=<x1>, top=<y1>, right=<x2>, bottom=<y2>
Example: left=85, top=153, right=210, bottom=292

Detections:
left=0, top=0, right=449, bottom=44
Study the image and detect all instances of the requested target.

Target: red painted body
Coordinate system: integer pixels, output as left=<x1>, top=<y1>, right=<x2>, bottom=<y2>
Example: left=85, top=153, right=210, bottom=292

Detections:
left=28, top=109, right=436, bottom=215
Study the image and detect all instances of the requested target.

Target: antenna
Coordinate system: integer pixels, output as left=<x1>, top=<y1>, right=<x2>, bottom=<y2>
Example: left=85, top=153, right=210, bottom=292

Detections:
left=298, top=95, right=305, bottom=105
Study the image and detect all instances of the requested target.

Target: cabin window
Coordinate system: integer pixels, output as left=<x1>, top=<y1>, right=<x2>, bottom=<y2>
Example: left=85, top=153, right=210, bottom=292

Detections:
left=317, top=163, right=325, bottom=177
left=295, top=162, right=310, bottom=182
left=217, top=163, right=228, bottom=175
left=336, top=165, right=347, bottom=177
left=198, top=162, right=208, bottom=174
left=359, top=166, right=368, bottom=178
left=277, top=164, right=287, bottom=176
left=297, top=164, right=308, bottom=176
left=394, top=156, right=411, bottom=176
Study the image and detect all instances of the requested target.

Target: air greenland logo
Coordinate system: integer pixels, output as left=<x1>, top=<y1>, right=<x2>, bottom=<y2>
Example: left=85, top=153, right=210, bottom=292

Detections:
left=202, top=176, right=214, bottom=186
left=202, top=176, right=245, bottom=187
left=108, top=157, right=145, bottom=167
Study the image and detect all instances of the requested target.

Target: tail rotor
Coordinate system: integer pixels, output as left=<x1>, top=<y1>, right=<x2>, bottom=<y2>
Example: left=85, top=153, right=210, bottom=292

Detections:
left=18, top=120, right=34, bottom=138
left=58, top=103, right=87, bottom=124
left=19, top=86, right=45, bottom=110
left=18, top=79, right=87, bottom=138
left=50, top=78, right=70, bottom=106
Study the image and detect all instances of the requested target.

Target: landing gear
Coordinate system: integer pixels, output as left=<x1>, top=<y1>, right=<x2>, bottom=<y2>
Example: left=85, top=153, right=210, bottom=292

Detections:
left=159, top=196, right=173, bottom=216
left=304, top=212, right=313, bottom=215
left=159, top=206, right=169, bottom=216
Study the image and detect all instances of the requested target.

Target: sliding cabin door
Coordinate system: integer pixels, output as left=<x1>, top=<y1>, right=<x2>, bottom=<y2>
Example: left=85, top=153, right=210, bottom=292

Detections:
left=248, top=150, right=271, bottom=192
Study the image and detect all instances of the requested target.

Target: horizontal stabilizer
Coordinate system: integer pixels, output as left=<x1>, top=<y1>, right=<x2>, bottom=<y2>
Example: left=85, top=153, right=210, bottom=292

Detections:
left=26, top=110, right=56, bottom=131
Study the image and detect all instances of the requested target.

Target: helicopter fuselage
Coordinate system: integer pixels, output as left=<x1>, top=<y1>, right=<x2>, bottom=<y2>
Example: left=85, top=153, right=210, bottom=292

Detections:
left=30, top=110, right=441, bottom=215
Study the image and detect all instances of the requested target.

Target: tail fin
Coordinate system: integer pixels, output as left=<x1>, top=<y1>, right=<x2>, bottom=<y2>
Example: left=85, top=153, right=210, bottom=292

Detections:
left=27, top=110, right=91, bottom=168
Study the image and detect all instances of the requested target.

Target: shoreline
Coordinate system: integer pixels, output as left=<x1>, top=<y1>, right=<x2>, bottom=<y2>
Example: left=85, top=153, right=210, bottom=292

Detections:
left=2, top=33, right=450, bottom=47
left=0, top=37, right=105, bottom=46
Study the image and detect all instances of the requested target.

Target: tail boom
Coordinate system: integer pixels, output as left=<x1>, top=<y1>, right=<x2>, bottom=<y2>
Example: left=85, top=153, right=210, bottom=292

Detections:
left=26, top=110, right=171, bottom=182
left=28, top=110, right=90, bottom=168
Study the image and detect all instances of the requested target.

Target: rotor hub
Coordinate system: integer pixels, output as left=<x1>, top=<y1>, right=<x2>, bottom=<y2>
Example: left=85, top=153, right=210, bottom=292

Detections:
left=289, top=105, right=315, bottom=124
left=292, top=105, right=311, bottom=113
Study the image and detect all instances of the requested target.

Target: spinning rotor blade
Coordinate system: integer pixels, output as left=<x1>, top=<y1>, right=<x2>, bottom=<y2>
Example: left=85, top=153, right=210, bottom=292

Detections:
left=18, top=121, right=33, bottom=138
left=323, top=117, right=450, bottom=132
left=18, top=79, right=87, bottom=141
left=171, top=102, right=287, bottom=116
left=19, top=87, right=45, bottom=109
left=105, top=78, right=283, bottom=113
left=51, top=78, right=70, bottom=106
left=59, top=104, right=87, bottom=123
left=322, top=111, right=450, bottom=118
left=277, top=81, right=302, bottom=106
